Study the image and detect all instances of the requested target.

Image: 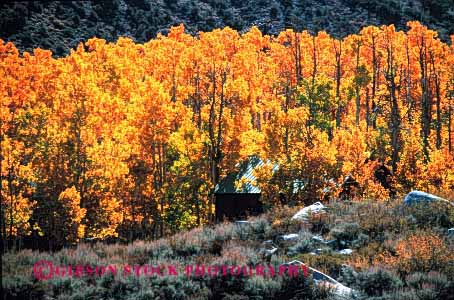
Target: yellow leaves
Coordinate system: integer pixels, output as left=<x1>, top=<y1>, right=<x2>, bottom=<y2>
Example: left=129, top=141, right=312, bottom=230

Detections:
left=58, top=186, right=86, bottom=241
left=397, top=125, right=427, bottom=190
left=426, top=149, right=454, bottom=191
left=88, top=194, right=122, bottom=239
left=251, top=160, right=277, bottom=197
left=58, top=186, right=82, bottom=211
left=1, top=135, right=37, bottom=237
left=333, top=127, right=369, bottom=175
left=77, top=225, right=86, bottom=240
left=332, top=127, right=390, bottom=200
left=33, top=223, right=44, bottom=237
left=4, top=21, right=454, bottom=240
left=2, top=193, right=36, bottom=237
left=169, top=117, right=206, bottom=162
left=239, top=129, right=265, bottom=159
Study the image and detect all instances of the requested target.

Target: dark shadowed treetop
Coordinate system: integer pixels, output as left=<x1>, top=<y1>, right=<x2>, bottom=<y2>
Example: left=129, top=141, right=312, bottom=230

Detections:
left=1, top=0, right=453, bottom=56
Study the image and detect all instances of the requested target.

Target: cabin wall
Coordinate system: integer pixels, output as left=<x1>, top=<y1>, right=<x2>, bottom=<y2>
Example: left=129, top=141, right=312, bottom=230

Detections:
left=215, top=193, right=263, bottom=222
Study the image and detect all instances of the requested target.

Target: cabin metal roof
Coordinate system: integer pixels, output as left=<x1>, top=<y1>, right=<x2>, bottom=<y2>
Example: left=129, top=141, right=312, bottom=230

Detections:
left=214, top=156, right=279, bottom=194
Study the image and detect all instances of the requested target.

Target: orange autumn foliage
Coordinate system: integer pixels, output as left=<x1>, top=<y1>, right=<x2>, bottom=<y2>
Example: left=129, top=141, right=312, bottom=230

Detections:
left=2, top=21, right=454, bottom=243
left=379, top=232, right=453, bottom=274
left=349, top=232, right=454, bottom=275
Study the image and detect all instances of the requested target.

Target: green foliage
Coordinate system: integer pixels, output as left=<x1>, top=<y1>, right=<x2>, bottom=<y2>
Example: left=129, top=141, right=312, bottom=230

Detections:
left=248, top=217, right=272, bottom=240
left=330, top=222, right=361, bottom=247
left=2, top=275, right=47, bottom=300
left=404, top=201, right=454, bottom=230
left=298, top=77, right=334, bottom=133
left=287, top=231, right=316, bottom=256
left=406, top=272, right=454, bottom=300
left=300, top=252, right=347, bottom=278
left=243, top=276, right=281, bottom=300
left=278, top=271, right=330, bottom=300
left=355, top=268, right=403, bottom=297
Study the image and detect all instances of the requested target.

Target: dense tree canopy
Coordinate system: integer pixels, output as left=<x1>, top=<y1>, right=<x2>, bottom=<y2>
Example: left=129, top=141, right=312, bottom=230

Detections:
left=1, top=22, right=454, bottom=250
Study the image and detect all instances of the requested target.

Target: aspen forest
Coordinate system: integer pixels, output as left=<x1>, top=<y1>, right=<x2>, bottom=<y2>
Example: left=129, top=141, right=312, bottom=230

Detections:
left=2, top=21, right=454, bottom=253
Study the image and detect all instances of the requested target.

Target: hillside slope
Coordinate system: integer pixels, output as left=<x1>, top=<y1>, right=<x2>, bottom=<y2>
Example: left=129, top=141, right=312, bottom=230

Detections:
left=1, top=0, right=453, bottom=56
left=3, top=199, right=454, bottom=299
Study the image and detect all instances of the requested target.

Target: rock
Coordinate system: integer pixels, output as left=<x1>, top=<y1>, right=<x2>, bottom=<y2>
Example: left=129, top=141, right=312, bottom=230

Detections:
left=338, top=249, right=353, bottom=255
left=264, top=247, right=278, bottom=255
left=261, top=240, right=279, bottom=261
left=263, top=240, right=275, bottom=245
left=282, top=260, right=355, bottom=299
left=262, top=240, right=278, bottom=252
left=312, top=235, right=336, bottom=246
left=310, top=248, right=324, bottom=255
left=234, top=220, right=250, bottom=225
left=311, top=269, right=355, bottom=299
left=234, top=220, right=251, bottom=239
left=279, top=233, right=299, bottom=241
left=448, top=228, right=454, bottom=237
left=291, top=202, right=326, bottom=221
left=403, top=190, right=450, bottom=205
left=312, top=235, right=324, bottom=243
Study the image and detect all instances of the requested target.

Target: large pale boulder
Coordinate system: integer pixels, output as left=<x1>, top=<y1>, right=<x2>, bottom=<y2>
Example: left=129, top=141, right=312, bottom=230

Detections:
left=403, top=190, right=450, bottom=205
left=291, top=202, right=326, bottom=221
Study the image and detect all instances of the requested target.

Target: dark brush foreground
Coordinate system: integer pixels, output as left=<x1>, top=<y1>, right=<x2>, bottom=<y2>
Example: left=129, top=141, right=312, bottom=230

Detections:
left=2, top=199, right=454, bottom=300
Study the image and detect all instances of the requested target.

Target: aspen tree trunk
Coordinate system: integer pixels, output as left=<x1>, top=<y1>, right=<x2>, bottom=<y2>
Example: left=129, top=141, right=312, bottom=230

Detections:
left=371, top=35, right=378, bottom=130
left=419, top=37, right=431, bottom=160
left=293, top=32, right=302, bottom=83
left=449, top=95, right=452, bottom=153
left=310, top=36, right=318, bottom=126
left=208, top=69, right=226, bottom=223
left=435, top=78, right=442, bottom=149
left=334, top=40, right=342, bottom=128
left=366, top=88, right=370, bottom=131
left=284, top=83, right=290, bottom=159
left=429, top=52, right=442, bottom=149
left=354, top=42, right=361, bottom=126
left=386, top=41, right=401, bottom=173
left=0, top=119, right=6, bottom=253
left=405, top=37, right=413, bottom=122
left=8, top=163, right=14, bottom=251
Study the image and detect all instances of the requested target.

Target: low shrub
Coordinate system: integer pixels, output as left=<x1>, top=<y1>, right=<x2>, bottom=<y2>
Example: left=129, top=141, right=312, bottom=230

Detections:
left=406, top=272, right=454, bottom=300
left=404, top=201, right=454, bottom=230
left=213, top=241, right=260, bottom=266
left=355, top=267, right=403, bottom=297
left=243, top=276, right=281, bottom=300
left=248, top=216, right=272, bottom=240
left=287, top=231, right=316, bottom=256
left=307, top=211, right=332, bottom=235
left=329, top=222, right=360, bottom=248
left=355, top=202, right=404, bottom=242
left=169, top=229, right=202, bottom=257
left=299, top=253, right=347, bottom=278
left=378, top=230, right=453, bottom=277
left=2, top=275, right=47, bottom=300
left=5, top=198, right=454, bottom=300
left=269, top=218, right=308, bottom=240
left=278, top=271, right=331, bottom=300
